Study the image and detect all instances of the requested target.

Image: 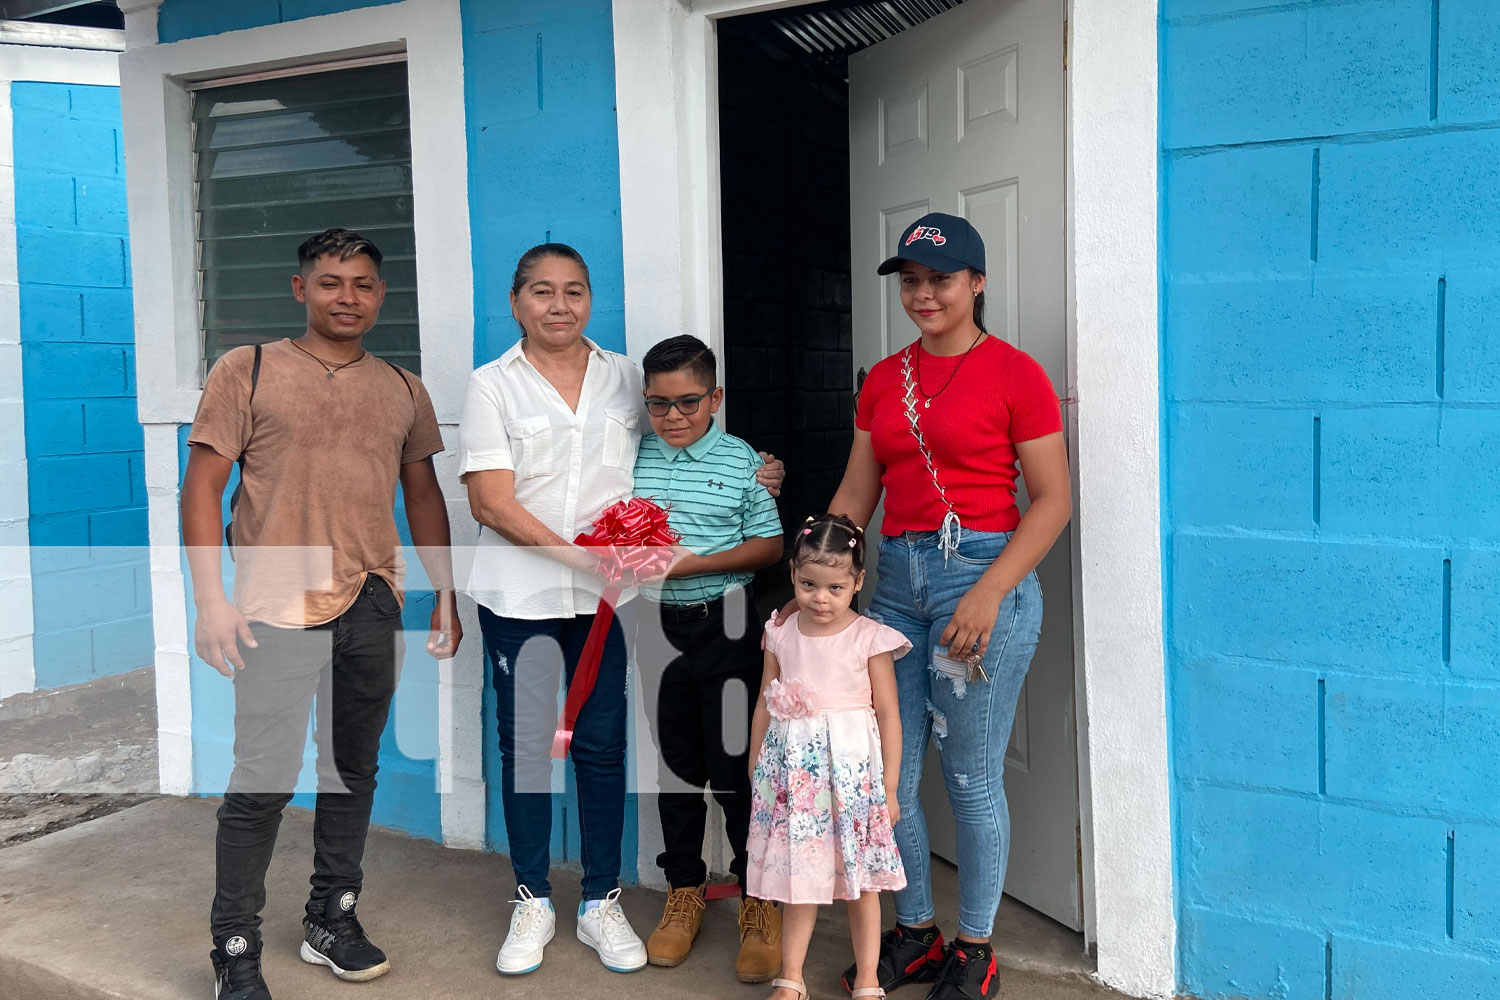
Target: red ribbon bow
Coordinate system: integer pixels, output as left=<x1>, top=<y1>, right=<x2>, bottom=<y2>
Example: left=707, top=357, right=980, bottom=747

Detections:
left=552, top=497, right=679, bottom=759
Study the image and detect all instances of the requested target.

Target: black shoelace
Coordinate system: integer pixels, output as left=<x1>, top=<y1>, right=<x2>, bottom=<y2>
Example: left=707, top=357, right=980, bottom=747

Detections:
left=221, top=952, right=264, bottom=991
left=937, top=948, right=975, bottom=994
left=324, top=910, right=369, bottom=944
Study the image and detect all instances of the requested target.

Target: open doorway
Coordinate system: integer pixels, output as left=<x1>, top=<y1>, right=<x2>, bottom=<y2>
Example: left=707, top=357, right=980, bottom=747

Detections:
left=717, top=0, right=1089, bottom=966
left=717, top=11, right=856, bottom=612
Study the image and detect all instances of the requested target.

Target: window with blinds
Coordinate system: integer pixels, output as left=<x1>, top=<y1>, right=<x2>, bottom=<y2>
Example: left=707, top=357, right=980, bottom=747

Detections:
left=191, top=59, right=420, bottom=374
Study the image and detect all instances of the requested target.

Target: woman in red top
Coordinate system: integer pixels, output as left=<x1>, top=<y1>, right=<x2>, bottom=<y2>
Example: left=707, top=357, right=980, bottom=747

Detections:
left=828, top=214, right=1072, bottom=1000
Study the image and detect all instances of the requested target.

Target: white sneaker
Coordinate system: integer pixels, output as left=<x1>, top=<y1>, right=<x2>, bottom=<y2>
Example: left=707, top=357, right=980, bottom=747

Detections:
left=496, top=885, right=555, bottom=975
left=576, top=888, right=647, bottom=972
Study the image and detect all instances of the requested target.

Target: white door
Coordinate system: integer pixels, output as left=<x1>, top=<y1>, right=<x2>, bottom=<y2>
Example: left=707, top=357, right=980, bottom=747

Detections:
left=848, top=0, right=1080, bottom=930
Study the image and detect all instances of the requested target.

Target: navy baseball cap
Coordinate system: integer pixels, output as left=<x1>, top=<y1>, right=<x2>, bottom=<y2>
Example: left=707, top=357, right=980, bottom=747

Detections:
left=877, top=212, right=986, bottom=276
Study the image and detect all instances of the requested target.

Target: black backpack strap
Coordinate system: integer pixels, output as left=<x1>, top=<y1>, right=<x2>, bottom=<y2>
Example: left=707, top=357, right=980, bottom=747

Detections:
left=384, top=358, right=415, bottom=400
left=248, top=343, right=262, bottom=403
left=239, top=344, right=261, bottom=473
left=226, top=344, right=261, bottom=553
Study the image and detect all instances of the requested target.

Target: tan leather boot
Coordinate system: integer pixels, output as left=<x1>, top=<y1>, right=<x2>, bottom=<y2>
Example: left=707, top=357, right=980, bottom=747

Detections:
left=736, top=896, right=783, bottom=983
left=646, top=885, right=706, bottom=967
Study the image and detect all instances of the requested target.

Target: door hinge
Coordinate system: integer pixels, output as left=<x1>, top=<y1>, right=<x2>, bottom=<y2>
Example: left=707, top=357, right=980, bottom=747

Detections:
left=1063, top=18, right=1069, bottom=72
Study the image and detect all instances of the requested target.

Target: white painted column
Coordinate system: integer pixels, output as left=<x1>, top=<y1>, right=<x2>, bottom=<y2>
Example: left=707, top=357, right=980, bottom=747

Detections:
left=115, top=0, right=163, bottom=52
left=436, top=442, right=485, bottom=849
left=0, top=77, right=35, bottom=700
left=143, top=423, right=193, bottom=793
left=1069, top=0, right=1175, bottom=996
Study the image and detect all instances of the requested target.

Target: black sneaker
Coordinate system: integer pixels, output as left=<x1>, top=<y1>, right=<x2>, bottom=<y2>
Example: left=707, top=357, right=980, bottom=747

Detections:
left=300, top=889, right=392, bottom=982
left=926, top=942, right=999, bottom=1000
left=841, top=924, right=946, bottom=994
left=211, top=934, right=271, bottom=1000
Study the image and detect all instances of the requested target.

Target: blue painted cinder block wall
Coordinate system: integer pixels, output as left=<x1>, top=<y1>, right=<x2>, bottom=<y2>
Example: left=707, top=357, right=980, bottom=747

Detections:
left=1162, top=2, right=1500, bottom=997
left=458, top=0, right=634, bottom=874
left=156, top=0, right=635, bottom=871
left=13, top=82, right=153, bottom=690
left=462, top=0, right=627, bottom=363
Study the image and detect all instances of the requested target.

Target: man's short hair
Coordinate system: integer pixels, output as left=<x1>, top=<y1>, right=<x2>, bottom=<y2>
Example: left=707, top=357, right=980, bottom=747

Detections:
left=642, top=334, right=717, bottom=388
left=297, top=228, right=383, bottom=272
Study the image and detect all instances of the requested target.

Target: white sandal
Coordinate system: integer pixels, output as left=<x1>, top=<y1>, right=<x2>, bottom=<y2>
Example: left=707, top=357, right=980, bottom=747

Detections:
left=770, top=978, right=809, bottom=1000
left=850, top=990, right=887, bottom=998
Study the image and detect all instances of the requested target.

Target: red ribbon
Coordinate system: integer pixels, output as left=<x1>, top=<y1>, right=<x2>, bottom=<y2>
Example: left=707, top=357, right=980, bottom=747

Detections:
left=551, top=497, right=679, bottom=759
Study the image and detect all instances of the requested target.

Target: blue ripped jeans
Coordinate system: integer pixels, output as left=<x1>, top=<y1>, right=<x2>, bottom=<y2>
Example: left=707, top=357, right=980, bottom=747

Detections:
left=867, top=530, right=1042, bottom=939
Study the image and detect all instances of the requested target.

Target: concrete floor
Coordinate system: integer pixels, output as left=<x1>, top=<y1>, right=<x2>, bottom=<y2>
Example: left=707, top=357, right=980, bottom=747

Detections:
left=0, top=797, right=1118, bottom=1000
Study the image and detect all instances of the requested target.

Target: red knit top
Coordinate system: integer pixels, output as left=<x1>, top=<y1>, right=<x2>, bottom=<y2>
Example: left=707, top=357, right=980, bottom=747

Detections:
left=854, top=336, right=1063, bottom=536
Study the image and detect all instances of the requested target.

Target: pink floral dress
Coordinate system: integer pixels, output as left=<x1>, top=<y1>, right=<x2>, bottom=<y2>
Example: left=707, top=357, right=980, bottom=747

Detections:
left=746, top=612, right=911, bottom=903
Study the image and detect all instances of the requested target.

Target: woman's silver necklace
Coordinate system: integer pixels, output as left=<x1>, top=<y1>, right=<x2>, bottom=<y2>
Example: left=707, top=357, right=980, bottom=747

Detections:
left=290, top=339, right=365, bottom=380
left=914, top=329, right=985, bottom=408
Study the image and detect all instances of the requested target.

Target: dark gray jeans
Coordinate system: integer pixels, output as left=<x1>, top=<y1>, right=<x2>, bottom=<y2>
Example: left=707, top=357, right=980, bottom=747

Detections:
left=210, top=574, right=402, bottom=942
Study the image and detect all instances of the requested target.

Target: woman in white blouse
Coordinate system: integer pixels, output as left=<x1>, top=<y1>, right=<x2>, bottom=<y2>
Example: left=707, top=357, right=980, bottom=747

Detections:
left=459, top=243, right=781, bottom=979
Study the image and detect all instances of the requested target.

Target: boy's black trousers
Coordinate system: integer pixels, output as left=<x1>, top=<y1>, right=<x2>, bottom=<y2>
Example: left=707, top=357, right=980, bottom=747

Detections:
left=637, top=591, right=764, bottom=892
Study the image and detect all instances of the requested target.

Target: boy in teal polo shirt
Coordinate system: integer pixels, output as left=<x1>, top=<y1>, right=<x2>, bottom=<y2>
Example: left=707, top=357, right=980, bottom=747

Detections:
left=633, top=335, right=785, bottom=980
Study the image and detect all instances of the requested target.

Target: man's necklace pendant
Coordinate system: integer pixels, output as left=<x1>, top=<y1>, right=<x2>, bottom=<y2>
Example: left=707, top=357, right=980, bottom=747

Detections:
left=326, top=371, right=336, bottom=381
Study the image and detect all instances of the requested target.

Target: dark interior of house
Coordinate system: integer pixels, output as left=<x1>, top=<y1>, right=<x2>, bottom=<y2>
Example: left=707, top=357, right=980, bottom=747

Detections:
left=717, top=0, right=964, bottom=604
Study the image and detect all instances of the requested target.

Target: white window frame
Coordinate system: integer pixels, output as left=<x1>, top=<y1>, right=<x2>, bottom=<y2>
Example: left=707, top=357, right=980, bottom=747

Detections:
left=611, top=1, right=1171, bottom=996
left=119, top=0, right=484, bottom=847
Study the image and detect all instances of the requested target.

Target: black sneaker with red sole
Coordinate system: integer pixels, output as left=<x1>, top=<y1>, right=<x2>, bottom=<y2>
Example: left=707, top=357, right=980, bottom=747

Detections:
left=927, top=942, right=999, bottom=1000
left=841, top=924, right=946, bottom=994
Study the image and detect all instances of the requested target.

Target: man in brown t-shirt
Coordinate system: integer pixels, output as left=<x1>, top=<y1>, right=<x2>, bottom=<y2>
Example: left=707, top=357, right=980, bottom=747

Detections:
left=182, top=229, right=461, bottom=1000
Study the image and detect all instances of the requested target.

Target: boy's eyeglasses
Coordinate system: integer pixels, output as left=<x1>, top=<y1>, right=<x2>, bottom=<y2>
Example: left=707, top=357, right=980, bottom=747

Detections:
left=645, top=391, right=715, bottom=417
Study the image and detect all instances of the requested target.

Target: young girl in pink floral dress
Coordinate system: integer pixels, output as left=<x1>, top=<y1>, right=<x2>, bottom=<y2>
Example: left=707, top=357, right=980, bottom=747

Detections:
left=747, top=514, right=910, bottom=1000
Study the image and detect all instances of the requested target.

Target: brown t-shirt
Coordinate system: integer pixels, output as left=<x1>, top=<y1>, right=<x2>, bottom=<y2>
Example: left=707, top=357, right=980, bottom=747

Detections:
left=188, top=338, right=445, bottom=627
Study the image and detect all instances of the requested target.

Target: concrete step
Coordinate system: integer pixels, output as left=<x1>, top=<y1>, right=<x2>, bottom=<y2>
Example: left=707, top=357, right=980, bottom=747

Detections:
left=0, top=797, right=1109, bottom=1000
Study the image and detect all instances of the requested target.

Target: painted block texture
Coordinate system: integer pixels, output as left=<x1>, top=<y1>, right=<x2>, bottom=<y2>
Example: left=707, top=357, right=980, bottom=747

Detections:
left=1324, top=675, right=1500, bottom=816
left=13, top=83, right=149, bottom=689
left=1169, top=406, right=1314, bottom=530
left=1332, top=936, right=1500, bottom=999
left=1437, top=0, right=1500, bottom=125
left=1175, top=658, right=1320, bottom=794
left=1180, top=784, right=1447, bottom=935
left=1164, top=0, right=1431, bottom=149
left=1165, top=147, right=1312, bottom=280
left=1450, top=548, right=1500, bottom=680
left=1171, top=533, right=1442, bottom=671
left=1164, top=1, right=1500, bottom=995
left=1180, top=905, right=1327, bottom=1000
left=463, top=0, right=626, bottom=363
left=1453, top=823, right=1500, bottom=946
left=156, top=0, right=397, bottom=42
left=1166, top=276, right=1437, bottom=402
left=1320, top=132, right=1500, bottom=270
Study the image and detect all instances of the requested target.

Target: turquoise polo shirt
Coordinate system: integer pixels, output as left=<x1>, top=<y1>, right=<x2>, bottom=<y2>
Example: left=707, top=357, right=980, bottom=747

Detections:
left=632, top=421, right=782, bottom=604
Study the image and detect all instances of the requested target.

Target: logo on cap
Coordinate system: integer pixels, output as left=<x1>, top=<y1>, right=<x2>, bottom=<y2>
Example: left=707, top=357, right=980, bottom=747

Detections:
left=905, top=225, right=947, bottom=247
left=340, top=892, right=357, bottom=912
left=225, top=936, right=248, bottom=957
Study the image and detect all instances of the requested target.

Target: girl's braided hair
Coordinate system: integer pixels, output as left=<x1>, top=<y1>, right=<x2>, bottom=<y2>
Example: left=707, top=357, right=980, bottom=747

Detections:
left=789, top=513, right=866, bottom=573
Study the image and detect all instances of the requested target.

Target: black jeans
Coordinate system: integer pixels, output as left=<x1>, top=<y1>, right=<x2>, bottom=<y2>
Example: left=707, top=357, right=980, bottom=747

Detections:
left=210, top=575, right=402, bottom=942
left=478, top=604, right=630, bottom=901
left=637, top=593, right=763, bottom=891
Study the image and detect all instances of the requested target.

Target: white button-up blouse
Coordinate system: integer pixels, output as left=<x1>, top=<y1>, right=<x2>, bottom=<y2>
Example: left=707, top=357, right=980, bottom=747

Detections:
left=458, top=337, right=644, bottom=619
